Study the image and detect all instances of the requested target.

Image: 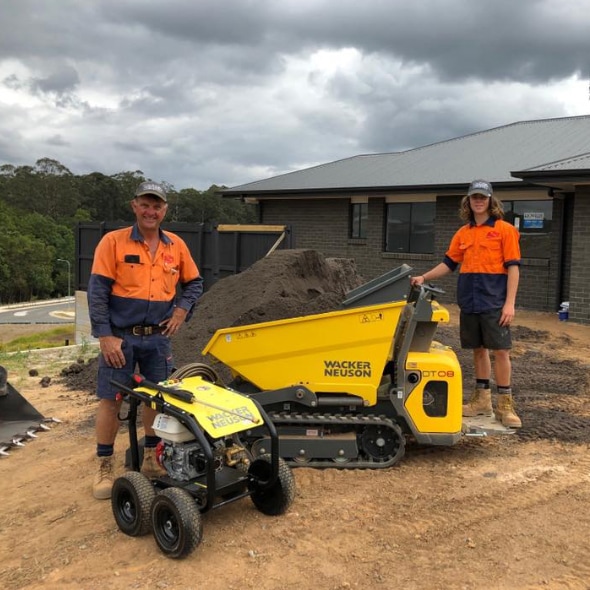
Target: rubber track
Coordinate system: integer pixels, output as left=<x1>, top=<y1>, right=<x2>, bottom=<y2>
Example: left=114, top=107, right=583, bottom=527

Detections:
left=267, top=411, right=406, bottom=469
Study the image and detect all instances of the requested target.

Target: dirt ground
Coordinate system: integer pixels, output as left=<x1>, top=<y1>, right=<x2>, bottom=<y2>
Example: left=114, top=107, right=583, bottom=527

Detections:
left=2, top=249, right=590, bottom=590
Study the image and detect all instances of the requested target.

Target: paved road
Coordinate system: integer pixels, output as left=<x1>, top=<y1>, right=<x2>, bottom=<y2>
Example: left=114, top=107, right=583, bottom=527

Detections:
left=0, top=298, right=75, bottom=324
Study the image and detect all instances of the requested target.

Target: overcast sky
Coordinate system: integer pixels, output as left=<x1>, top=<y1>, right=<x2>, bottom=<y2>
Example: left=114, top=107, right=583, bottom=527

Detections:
left=1, top=0, right=589, bottom=191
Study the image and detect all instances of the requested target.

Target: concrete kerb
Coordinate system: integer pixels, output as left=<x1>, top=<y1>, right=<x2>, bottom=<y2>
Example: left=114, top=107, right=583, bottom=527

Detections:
left=0, top=297, right=75, bottom=312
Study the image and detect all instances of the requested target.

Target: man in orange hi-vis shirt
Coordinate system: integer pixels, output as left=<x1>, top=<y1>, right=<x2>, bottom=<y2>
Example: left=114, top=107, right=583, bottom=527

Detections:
left=87, top=181, right=203, bottom=499
left=411, top=179, right=522, bottom=429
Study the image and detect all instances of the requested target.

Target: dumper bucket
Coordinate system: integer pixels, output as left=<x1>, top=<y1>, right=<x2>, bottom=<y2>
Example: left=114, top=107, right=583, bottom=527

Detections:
left=203, top=301, right=407, bottom=405
left=341, top=264, right=413, bottom=308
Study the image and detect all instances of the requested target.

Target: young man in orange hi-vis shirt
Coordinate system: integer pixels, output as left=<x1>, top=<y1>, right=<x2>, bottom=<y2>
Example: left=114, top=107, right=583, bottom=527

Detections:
left=87, top=181, right=203, bottom=499
left=411, top=179, right=522, bottom=428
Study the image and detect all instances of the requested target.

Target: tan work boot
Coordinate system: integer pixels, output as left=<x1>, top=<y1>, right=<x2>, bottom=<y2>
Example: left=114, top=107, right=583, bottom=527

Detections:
left=494, top=394, right=522, bottom=428
left=462, top=388, right=493, bottom=417
left=141, top=447, right=167, bottom=478
left=93, top=455, right=115, bottom=500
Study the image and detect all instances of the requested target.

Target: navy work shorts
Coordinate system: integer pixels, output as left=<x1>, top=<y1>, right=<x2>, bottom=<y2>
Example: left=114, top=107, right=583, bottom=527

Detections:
left=459, top=309, right=512, bottom=351
left=96, top=333, right=173, bottom=400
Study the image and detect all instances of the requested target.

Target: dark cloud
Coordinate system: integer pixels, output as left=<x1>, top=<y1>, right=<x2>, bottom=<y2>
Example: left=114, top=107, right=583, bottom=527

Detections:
left=103, top=0, right=270, bottom=45
left=263, top=0, right=588, bottom=83
left=30, top=65, right=80, bottom=97
left=5, top=1, right=583, bottom=85
left=46, top=134, right=70, bottom=147
left=0, top=0, right=588, bottom=190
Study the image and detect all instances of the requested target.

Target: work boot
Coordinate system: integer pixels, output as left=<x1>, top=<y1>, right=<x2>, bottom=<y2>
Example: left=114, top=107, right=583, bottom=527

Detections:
left=92, top=455, right=115, bottom=500
left=494, top=394, right=522, bottom=428
left=462, top=388, right=493, bottom=417
left=141, top=447, right=166, bottom=478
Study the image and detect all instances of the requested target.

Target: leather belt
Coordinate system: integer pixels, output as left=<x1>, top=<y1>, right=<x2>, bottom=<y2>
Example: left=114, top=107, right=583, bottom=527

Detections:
left=116, top=325, right=166, bottom=336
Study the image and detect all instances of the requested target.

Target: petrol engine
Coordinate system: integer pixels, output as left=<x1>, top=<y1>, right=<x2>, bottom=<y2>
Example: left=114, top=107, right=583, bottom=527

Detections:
left=152, top=413, right=249, bottom=481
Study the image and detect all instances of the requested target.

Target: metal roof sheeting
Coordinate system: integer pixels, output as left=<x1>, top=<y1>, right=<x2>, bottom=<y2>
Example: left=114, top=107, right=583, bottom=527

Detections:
left=225, top=115, right=590, bottom=194
left=523, top=151, right=590, bottom=172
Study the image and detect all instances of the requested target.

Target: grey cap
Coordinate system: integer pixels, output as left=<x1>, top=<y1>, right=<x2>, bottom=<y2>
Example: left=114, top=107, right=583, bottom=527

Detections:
left=135, top=181, right=167, bottom=202
left=467, top=179, right=493, bottom=198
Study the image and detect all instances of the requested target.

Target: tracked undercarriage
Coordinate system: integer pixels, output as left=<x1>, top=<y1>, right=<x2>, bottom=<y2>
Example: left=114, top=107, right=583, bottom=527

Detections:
left=250, top=411, right=405, bottom=469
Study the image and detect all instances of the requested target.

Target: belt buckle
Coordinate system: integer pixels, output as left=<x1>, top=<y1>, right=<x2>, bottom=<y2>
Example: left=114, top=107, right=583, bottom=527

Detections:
left=132, top=326, right=143, bottom=336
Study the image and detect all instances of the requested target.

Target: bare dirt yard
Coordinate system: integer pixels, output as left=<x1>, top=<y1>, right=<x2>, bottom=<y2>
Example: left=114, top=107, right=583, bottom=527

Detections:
left=2, top=250, right=590, bottom=590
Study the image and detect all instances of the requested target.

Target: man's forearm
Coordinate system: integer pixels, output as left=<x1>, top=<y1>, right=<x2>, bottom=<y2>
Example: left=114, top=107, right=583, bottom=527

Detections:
left=505, top=266, right=520, bottom=307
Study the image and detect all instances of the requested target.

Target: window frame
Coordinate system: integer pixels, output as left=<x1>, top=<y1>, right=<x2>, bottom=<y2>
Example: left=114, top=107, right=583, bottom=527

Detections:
left=384, top=201, right=436, bottom=254
left=350, top=201, right=368, bottom=239
left=503, top=199, right=553, bottom=259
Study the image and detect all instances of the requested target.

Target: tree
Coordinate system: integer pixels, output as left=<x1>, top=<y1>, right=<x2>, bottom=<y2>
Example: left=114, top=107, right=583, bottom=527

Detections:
left=78, top=172, right=122, bottom=221
left=0, top=157, right=260, bottom=301
left=34, top=158, right=79, bottom=220
left=171, top=185, right=257, bottom=224
left=0, top=204, right=55, bottom=302
left=110, top=170, right=147, bottom=220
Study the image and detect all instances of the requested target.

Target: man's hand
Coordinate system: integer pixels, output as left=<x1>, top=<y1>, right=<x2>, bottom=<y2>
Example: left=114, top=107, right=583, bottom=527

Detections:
left=99, top=335, right=125, bottom=368
left=499, top=303, right=515, bottom=327
left=160, top=307, right=188, bottom=337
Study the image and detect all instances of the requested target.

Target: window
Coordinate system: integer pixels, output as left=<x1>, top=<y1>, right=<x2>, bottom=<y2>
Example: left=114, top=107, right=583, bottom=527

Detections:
left=350, top=202, right=368, bottom=239
left=503, top=200, right=553, bottom=258
left=385, top=202, right=435, bottom=253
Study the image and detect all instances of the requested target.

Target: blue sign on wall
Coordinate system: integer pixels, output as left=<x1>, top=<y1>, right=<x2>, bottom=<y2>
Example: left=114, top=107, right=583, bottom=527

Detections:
left=523, top=212, right=544, bottom=229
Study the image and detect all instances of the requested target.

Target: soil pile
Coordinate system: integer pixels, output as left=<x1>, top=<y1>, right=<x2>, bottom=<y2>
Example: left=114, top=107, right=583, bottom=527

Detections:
left=64, top=249, right=365, bottom=391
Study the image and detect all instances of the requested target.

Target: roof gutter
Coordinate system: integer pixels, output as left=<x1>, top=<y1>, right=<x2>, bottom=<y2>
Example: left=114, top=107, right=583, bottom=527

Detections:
left=219, top=181, right=531, bottom=200
left=512, top=168, right=590, bottom=182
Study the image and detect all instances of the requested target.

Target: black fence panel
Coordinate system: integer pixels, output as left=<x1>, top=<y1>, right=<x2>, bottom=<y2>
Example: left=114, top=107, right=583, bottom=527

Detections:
left=75, top=222, right=292, bottom=292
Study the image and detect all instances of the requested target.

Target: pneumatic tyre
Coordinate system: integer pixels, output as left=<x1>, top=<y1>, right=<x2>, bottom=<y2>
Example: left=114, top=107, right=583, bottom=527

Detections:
left=150, top=487, right=203, bottom=559
left=248, top=454, right=296, bottom=516
left=111, top=471, right=156, bottom=537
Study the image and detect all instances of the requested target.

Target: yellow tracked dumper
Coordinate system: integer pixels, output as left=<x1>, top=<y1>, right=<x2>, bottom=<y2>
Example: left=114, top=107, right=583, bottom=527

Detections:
left=197, top=265, right=511, bottom=469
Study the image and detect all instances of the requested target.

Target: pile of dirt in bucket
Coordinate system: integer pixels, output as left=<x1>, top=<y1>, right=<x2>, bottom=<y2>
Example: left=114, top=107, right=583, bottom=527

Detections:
left=63, top=249, right=365, bottom=392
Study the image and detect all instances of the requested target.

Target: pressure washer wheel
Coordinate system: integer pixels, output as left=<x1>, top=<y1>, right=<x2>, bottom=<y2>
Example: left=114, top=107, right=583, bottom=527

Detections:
left=111, top=471, right=156, bottom=537
left=150, top=487, right=203, bottom=559
left=247, top=454, right=296, bottom=516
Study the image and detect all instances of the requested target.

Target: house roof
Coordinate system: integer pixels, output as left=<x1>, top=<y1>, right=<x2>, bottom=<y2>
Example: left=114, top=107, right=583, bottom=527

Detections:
left=223, top=115, right=590, bottom=196
left=520, top=151, right=590, bottom=172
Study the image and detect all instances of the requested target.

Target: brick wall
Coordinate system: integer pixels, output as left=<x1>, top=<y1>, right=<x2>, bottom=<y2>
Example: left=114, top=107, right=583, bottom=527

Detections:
left=569, top=189, right=590, bottom=323
left=561, top=194, right=574, bottom=304
left=260, top=193, right=571, bottom=316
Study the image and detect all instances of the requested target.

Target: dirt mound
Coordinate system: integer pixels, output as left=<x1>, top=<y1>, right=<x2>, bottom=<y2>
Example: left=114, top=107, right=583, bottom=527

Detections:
left=64, top=249, right=365, bottom=391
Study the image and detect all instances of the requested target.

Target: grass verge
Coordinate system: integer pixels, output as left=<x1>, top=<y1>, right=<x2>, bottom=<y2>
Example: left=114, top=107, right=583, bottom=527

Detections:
left=0, top=325, right=76, bottom=353
left=0, top=325, right=97, bottom=377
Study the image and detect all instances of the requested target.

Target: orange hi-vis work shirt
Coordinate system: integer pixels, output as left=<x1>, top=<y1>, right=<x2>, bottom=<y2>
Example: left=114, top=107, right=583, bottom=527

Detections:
left=443, top=217, right=520, bottom=313
left=87, top=225, right=203, bottom=338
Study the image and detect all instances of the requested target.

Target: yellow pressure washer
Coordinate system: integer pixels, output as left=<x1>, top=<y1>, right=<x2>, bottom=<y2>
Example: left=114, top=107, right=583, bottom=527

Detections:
left=110, top=367, right=295, bottom=559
